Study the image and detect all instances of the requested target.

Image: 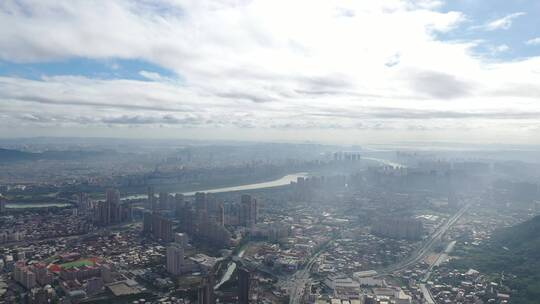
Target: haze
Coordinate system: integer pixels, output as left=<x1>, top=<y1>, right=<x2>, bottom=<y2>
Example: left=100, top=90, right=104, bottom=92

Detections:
left=1, top=0, right=540, bottom=144
left=1, top=2, right=540, bottom=304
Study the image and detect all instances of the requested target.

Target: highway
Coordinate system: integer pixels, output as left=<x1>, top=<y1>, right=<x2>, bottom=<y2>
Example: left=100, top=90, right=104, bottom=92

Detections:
left=288, top=251, right=322, bottom=304
left=419, top=283, right=436, bottom=304
left=287, top=204, right=469, bottom=303
left=418, top=240, right=456, bottom=304
left=423, top=240, right=456, bottom=282
left=379, top=203, right=470, bottom=275
left=288, top=238, right=335, bottom=304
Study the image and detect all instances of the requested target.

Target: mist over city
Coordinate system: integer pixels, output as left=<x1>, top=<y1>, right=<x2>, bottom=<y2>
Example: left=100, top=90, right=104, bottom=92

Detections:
left=1, top=1, right=540, bottom=304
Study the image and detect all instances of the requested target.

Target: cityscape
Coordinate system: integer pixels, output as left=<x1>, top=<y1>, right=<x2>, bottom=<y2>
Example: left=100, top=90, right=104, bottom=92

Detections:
left=1, top=0, right=540, bottom=303
left=1, top=140, right=539, bottom=303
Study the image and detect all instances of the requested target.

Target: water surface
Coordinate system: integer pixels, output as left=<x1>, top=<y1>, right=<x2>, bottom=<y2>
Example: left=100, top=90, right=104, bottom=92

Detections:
left=7, top=203, right=70, bottom=209
left=123, top=172, right=308, bottom=200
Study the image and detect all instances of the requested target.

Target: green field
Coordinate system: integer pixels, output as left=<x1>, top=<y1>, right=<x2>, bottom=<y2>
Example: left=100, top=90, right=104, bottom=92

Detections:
left=60, top=259, right=95, bottom=269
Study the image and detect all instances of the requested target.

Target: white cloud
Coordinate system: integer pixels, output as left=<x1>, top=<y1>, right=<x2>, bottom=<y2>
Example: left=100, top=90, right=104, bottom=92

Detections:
left=487, top=44, right=510, bottom=55
left=0, top=1, right=539, bottom=143
left=139, top=71, right=166, bottom=82
left=494, top=44, right=510, bottom=52
left=472, top=12, right=526, bottom=31
left=525, top=37, right=540, bottom=46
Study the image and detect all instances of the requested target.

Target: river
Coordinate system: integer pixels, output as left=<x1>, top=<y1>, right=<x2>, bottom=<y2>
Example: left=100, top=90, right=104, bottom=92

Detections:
left=6, top=203, right=71, bottom=209
left=7, top=158, right=401, bottom=209
left=123, top=172, right=308, bottom=200
left=362, top=157, right=406, bottom=168
left=5, top=173, right=308, bottom=209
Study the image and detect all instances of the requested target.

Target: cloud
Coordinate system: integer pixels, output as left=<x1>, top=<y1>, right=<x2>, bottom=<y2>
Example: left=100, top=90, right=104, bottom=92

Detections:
left=472, top=12, right=526, bottom=31
left=406, top=70, right=473, bottom=99
left=525, top=37, right=540, bottom=46
left=486, top=44, right=510, bottom=55
left=493, top=44, right=510, bottom=53
left=18, top=113, right=57, bottom=123
left=216, top=91, right=275, bottom=103
left=335, top=7, right=355, bottom=18
left=0, top=1, right=539, bottom=142
left=7, top=94, right=192, bottom=113
left=14, top=112, right=204, bottom=126
left=489, top=83, right=540, bottom=99
left=139, top=71, right=166, bottom=82
left=101, top=114, right=202, bottom=125
left=385, top=53, right=401, bottom=67
left=305, top=107, right=540, bottom=120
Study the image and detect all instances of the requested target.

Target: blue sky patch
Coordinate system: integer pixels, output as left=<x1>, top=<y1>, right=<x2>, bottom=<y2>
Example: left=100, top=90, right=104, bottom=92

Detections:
left=0, top=57, right=179, bottom=81
left=436, top=0, right=540, bottom=60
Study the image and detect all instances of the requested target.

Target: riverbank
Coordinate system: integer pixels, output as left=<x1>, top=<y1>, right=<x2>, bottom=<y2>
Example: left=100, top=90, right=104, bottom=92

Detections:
left=6, top=202, right=71, bottom=210
left=123, top=172, right=308, bottom=200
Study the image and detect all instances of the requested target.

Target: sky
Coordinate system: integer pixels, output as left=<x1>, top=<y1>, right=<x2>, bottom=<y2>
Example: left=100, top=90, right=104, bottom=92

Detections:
left=1, top=0, right=540, bottom=145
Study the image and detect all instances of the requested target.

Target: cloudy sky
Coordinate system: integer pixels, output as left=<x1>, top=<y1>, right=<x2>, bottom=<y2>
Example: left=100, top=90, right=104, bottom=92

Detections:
left=1, top=0, right=540, bottom=144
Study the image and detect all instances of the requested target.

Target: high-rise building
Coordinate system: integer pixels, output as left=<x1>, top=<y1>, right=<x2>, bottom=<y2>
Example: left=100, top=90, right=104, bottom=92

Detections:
left=33, top=263, right=52, bottom=286
left=240, top=195, right=258, bottom=227
left=142, top=211, right=153, bottom=233
left=152, top=214, right=162, bottom=239
left=14, top=261, right=37, bottom=289
left=111, top=200, right=122, bottom=223
left=217, top=203, right=225, bottom=226
left=179, top=202, right=195, bottom=235
left=86, top=276, right=104, bottom=295
left=193, top=209, right=231, bottom=248
left=166, top=244, right=184, bottom=275
left=174, top=232, right=189, bottom=247
left=161, top=217, right=173, bottom=242
left=195, top=192, right=207, bottom=212
left=159, top=192, right=169, bottom=210
left=148, top=186, right=157, bottom=210
left=176, top=197, right=231, bottom=248
left=0, top=196, right=6, bottom=214
left=96, top=200, right=111, bottom=225
left=206, top=193, right=217, bottom=215
left=25, top=271, right=37, bottom=290
left=372, top=217, right=424, bottom=240
left=106, top=188, right=120, bottom=204
left=151, top=213, right=173, bottom=242
left=95, top=189, right=131, bottom=226
left=198, top=273, right=215, bottom=304
left=238, top=266, right=250, bottom=304
left=174, top=193, right=185, bottom=217
left=77, top=192, right=90, bottom=211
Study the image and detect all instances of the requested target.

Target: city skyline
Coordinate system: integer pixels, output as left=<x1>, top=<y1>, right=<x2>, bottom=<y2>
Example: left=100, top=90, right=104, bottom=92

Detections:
left=1, top=2, right=540, bottom=302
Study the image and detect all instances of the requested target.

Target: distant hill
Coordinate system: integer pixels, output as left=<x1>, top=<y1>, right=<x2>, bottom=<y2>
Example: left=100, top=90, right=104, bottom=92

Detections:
left=493, top=215, right=540, bottom=250
left=0, top=148, right=112, bottom=162
left=0, top=148, right=38, bottom=162
left=452, top=215, right=540, bottom=303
